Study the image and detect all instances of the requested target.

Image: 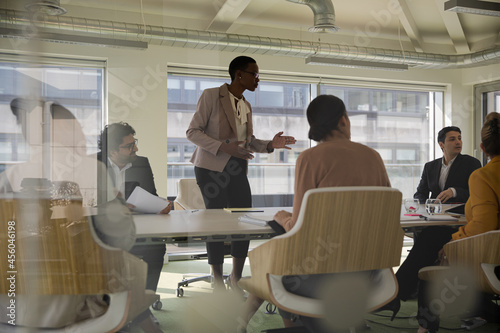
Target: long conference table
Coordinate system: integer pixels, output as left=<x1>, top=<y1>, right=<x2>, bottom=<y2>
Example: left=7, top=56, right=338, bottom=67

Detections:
left=132, top=206, right=466, bottom=245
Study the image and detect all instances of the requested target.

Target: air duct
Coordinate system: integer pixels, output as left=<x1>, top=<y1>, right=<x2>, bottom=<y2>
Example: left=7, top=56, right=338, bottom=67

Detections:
left=286, top=0, right=338, bottom=32
left=1, top=9, right=500, bottom=69
left=25, top=0, right=67, bottom=16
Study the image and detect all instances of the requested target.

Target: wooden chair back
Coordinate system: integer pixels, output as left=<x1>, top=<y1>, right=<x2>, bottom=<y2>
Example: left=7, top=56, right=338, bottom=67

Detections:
left=443, top=230, right=500, bottom=295
left=0, top=197, right=144, bottom=296
left=0, top=196, right=157, bottom=331
left=240, top=187, right=404, bottom=302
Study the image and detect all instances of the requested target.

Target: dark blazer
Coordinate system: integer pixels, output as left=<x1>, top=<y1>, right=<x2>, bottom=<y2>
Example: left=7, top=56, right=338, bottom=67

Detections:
left=96, top=152, right=157, bottom=200
left=414, top=153, right=481, bottom=203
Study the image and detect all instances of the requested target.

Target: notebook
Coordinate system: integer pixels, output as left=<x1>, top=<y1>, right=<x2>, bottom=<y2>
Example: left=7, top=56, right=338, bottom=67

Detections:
left=238, top=214, right=286, bottom=235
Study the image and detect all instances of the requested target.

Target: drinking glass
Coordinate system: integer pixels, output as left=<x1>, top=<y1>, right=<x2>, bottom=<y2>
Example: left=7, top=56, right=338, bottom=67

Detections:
left=425, top=199, right=442, bottom=215
left=404, top=198, right=420, bottom=213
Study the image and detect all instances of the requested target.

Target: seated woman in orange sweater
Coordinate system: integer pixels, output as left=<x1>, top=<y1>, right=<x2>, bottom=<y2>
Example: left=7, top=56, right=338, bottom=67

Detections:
left=415, top=112, right=500, bottom=333
left=238, top=94, right=391, bottom=332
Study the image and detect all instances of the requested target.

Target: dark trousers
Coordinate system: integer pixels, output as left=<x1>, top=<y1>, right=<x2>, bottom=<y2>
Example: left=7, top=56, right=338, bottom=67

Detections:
left=395, top=226, right=456, bottom=301
left=130, top=244, right=166, bottom=291
left=128, top=244, right=166, bottom=323
left=194, top=157, right=251, bottom=265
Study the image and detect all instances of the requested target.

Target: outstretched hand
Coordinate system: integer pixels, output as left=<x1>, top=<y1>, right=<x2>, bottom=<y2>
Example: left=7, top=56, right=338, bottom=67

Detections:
left=270, top=132, right=296, bottom=150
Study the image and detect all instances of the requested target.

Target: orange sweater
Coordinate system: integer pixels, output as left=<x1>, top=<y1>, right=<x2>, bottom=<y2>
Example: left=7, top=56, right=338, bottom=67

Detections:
left=280, top=137, right=391, bottom=232
left=452, top=155, right=500, bottom=240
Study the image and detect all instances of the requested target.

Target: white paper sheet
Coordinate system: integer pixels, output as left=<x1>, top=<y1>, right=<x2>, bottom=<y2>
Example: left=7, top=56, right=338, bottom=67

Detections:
left=238, top=214, right=275, bottom=226
left=126, top=186, right=169, bottom=214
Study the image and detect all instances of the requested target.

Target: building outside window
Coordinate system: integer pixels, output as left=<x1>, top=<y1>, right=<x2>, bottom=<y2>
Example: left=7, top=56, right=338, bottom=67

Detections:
left=0, top=58, right=105, bottom=204
left=167, top=73, right=444, bottom=199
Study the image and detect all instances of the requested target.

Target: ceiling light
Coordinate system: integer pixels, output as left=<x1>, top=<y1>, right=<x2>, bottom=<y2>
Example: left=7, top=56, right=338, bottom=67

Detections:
left=444, top=0, right=500, bottom=16
left=306, top=56, right=409, bottom=71
left=0, top=28, right=148, bottom=50
left=25, top=0, right=67, bottom=16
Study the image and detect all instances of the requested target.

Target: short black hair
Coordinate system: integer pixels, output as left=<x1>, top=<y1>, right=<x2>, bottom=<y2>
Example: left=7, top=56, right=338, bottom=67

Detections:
left=228, top=56, right=256, bottom=81
left=307, top=95, right=347, bottom=142
left=98, top=122, right=135, bottom=155
left=437, top=126, right=461, bottom=144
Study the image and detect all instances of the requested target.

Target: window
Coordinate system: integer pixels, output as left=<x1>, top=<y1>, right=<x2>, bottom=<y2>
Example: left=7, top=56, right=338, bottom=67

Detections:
left=0, top=58, right=105, bottom=176
left=167, top=72, right=444, bottom=199
left=167, top=74, right=310, bottom=196
left=474, top=80, right=500, bottom=165
left=320, top=85, right=442, bottom=198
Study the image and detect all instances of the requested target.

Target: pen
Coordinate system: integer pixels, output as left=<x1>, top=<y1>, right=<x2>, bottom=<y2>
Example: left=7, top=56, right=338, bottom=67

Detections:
left=190, top=209, right=199, bottom=213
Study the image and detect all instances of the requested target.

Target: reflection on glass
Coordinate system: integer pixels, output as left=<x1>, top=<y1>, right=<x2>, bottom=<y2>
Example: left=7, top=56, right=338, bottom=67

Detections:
left=0, top=61, right=104, bottom=171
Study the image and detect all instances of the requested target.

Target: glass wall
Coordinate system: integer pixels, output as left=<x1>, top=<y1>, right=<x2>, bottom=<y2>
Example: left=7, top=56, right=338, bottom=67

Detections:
left=0, top=61, right=104, bottom=172
left=167, top=73, right=443, bottom=198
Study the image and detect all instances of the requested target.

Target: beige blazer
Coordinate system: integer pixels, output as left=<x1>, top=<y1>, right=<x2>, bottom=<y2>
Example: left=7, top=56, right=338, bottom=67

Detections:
left=186, top=83, right=271, bottom=172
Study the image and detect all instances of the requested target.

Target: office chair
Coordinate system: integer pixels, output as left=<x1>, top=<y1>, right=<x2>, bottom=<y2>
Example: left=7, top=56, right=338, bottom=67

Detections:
left=0, top=195, right=158, bottom=332
left=419, top=230, right=500, bottom=327
left=238, top=187, right=404, bottom=332
left=173, top=178, right=229, bottom=297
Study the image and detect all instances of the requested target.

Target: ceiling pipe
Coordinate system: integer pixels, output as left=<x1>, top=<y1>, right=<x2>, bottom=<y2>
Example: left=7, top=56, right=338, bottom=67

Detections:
left=1, top=9, right=500, bottom=69
left=286, top=0, right=338, bottom=32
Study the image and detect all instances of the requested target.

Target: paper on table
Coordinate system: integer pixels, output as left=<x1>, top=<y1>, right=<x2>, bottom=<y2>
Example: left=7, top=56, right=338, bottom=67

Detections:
left=400, top=215, right=424, bottom=221
left=238, top=214, right=275, bottom=226
left=420, top=214, right=459, bottom=221
left=126, top=186, right=169, bottom=214
left=224, top=207, right=264, bottom=213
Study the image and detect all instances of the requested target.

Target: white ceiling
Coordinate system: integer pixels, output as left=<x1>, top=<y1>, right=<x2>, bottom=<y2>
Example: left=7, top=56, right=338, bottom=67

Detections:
left=5, top=0, right=500, bottom=56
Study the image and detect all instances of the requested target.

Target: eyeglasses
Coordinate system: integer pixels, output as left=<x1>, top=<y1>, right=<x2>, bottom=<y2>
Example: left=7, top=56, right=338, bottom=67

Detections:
left=119, top=139, right=138, bottom=151
left=242, top=70, right=259, bottom=79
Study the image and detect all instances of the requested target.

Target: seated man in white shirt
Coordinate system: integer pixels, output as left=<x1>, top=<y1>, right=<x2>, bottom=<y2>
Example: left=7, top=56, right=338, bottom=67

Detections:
left=97, top=122, right=170, bottom=330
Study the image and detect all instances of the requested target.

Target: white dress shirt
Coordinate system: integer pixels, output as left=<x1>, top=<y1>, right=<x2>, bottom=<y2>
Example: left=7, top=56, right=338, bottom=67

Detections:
left=108, top=157, right=132, bottom=197
left=229, top=91, right=248, bottom=142
left=439, top=156, right=457, bottom=197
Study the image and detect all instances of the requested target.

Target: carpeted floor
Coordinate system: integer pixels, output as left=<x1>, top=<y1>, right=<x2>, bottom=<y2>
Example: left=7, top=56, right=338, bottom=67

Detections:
left=132, top=256, right=499, bottom=333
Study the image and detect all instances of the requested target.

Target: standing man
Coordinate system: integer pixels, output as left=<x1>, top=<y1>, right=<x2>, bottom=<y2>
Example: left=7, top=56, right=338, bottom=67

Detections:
left=414, top=126, right=481, bottom=204
left=186, top=56, right=296, bottom=293
left=98, top=122, right=169, bottom=331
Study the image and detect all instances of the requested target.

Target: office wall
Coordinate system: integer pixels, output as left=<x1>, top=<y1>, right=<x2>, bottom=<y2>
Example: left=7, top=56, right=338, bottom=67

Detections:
left=2, top=35, right=498, bottom=196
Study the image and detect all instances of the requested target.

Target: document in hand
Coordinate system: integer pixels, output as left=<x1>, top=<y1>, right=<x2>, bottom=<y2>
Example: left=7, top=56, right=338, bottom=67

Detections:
left=126, top=186, right=169, bottom=214
left=238, top=214, right=275, bottom=226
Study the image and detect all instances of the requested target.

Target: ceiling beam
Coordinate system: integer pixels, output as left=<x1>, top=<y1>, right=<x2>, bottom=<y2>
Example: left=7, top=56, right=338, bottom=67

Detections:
left=435, top=0, right=470, bottom=53
left=206, top=0, right=252, bottom=32
left=397, top=0, right=424, bottom=53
